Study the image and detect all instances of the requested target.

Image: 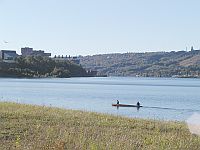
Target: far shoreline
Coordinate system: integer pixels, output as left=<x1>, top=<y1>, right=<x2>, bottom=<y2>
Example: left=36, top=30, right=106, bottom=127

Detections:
left=0, top=75, right=200, bottom=79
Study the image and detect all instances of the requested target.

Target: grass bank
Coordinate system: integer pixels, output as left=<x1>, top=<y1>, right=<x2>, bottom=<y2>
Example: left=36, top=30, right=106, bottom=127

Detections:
left=0, top=102, right=200, bottom=150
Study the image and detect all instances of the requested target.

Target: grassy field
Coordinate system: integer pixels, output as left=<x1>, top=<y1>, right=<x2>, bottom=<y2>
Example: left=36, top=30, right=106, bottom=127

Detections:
left=0, top=102, right=200, bottom=150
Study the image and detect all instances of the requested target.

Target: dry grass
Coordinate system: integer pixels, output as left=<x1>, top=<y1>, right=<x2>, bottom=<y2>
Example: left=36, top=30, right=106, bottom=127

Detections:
left=179, top=55, right=200, bottom=67
left=0, top=102, right=200, bottom=150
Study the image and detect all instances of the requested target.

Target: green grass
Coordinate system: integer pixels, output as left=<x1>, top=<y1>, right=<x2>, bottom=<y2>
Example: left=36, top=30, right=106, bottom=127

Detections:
left=0, top=102, right=200, bottom=150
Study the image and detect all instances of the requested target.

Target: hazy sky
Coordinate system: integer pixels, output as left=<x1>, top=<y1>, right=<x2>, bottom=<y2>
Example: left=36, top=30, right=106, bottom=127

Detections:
left=0, top=0, right=200, bottom=56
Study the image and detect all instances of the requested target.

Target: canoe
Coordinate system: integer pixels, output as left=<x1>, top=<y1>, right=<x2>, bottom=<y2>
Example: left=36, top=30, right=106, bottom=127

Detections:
left=112, top=104, right=142, bottom=107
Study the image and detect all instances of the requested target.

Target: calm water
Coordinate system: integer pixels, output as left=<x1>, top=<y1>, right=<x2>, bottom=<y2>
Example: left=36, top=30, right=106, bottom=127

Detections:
left=0, top=77, right=200, bottom=121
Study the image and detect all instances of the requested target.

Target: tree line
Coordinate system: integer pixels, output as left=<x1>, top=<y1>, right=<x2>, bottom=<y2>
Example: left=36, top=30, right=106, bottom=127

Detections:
left=0, top=56, right=94, bottom=78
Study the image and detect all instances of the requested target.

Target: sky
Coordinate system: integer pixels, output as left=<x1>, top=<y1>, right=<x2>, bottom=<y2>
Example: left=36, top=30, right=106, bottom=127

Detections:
left=0, top=0, right=200, bottom=56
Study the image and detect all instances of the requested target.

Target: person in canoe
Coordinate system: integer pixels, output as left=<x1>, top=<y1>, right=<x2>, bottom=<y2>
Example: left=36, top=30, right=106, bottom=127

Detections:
left=117, top=100, right=119, bottom=104
left=137, top=101, right=140, bottom=107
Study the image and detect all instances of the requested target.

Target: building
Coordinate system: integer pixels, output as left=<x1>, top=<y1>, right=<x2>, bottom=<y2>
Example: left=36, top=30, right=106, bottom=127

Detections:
left=32, top=50, right=51, bottom=57
left=53, top=55, right=80, bottom=64
left=0, top=50, right=18, bottom=62
left=21, top=47, right=51, bottom=57
left=21, top=47, right=33, bottom=56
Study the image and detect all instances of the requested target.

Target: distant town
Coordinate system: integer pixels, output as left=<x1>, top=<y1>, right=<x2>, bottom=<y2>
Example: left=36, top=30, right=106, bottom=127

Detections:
left=0, top=47, right=80, bottom=64
left=0, top=47, right=98, bottom=78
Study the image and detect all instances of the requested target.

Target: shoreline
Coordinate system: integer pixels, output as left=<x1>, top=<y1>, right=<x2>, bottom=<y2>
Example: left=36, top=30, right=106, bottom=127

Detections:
left=1, top=75, right=200, bottom=79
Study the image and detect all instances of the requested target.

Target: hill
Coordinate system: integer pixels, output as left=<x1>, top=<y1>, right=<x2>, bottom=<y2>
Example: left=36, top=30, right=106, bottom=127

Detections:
left=80, top=50, right=200, bottom=77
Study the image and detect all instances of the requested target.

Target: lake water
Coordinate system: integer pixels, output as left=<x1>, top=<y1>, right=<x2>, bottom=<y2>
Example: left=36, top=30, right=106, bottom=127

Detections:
left=0, top=77, right=200, bottom=121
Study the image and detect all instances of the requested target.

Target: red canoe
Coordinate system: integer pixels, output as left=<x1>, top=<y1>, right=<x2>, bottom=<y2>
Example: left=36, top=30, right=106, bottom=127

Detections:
left=112, top=104, right=142, bottom=107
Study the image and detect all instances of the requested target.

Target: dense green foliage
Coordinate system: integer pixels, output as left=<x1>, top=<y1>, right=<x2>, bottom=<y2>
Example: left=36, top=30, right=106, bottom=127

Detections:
left=0, top=102, right=200, bottom=149
left=80, top=50, right=200, bottom=77
left=0, top=56, right=90, bottom=78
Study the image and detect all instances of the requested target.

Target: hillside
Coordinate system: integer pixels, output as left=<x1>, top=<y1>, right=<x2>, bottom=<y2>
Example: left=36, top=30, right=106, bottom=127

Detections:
left=80, top=50, right=200, bottom=77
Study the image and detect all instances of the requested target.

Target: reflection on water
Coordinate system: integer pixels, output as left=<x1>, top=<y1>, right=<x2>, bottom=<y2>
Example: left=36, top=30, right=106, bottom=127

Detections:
left=115, top=106, right=140, bottom=111
left=0, top=77, right=200, bottom=121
